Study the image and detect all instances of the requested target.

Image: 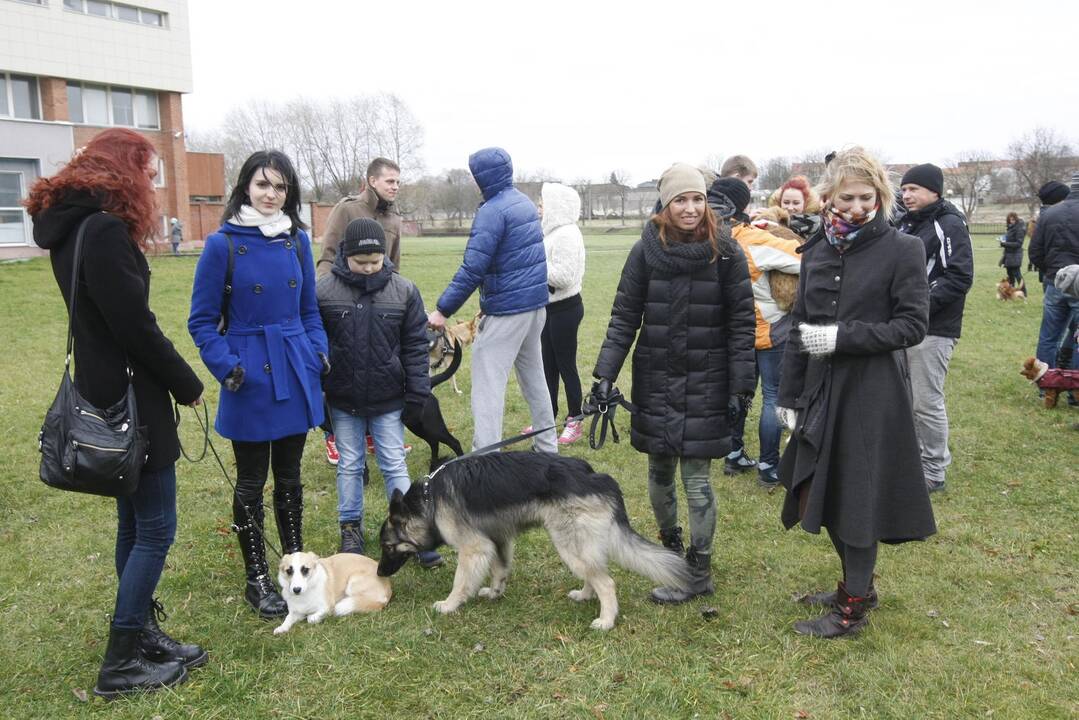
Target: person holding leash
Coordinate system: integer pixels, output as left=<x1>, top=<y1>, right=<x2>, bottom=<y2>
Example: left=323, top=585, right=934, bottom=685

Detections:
left=27, top=128, right=206, bottom=697
left=776, top=147, right=936, bottom=638
left=188, top=150, right=328, bottom=620
left=592, top=163, right=756, bottom=604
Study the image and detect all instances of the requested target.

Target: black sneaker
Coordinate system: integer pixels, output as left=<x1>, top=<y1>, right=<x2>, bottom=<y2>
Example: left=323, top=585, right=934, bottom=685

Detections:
left=724, top=450, right=757, bottom=475
left=757, top=466, right=780, bottom=488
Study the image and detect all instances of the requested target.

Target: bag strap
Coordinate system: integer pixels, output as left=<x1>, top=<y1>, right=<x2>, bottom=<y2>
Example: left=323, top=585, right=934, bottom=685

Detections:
left=64, top=213, right=101, bottom=366
left=219, top=232, right=234, bottom=333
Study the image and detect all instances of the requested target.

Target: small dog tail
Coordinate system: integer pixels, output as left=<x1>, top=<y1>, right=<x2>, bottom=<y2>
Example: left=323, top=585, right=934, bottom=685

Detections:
left=430, top=338, right=463, bottom=388
left=610, top=525, right=693, bottom=590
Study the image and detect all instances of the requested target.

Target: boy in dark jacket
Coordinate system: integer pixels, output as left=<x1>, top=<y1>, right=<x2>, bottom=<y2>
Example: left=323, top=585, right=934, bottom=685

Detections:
left=316, top=218, right=442, bottom=567
left=896, top=164, right=974, bottom=493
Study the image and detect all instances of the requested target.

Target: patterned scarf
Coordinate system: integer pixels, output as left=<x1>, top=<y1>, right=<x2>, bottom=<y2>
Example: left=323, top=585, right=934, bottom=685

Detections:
left=823, top=204, right=879, bottom=251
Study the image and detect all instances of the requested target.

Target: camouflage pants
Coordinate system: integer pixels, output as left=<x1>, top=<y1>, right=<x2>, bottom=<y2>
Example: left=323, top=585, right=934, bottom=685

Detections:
left=647, top=455, right=715, bottom=555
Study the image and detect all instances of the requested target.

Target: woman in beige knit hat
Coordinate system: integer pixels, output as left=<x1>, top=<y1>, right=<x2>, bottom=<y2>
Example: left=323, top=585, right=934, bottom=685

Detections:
left=591, top=163, right=757, bottom=604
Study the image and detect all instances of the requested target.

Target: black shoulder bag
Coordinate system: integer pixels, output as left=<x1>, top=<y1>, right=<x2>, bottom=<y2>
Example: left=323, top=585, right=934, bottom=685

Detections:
left=215, top=233, right=234, bottom=335
left=37, top=214, right=149, bottom=497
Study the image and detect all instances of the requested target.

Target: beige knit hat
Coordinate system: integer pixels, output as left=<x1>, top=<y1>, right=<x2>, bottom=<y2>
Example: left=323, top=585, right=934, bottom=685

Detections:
left=658, top=163, right=706, bottom=209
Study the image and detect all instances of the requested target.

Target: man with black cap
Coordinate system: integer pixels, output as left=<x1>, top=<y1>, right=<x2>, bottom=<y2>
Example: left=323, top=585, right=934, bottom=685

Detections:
left=1029, top=173, right=1079, bottom=381
left=896, top=163, right=974, bottom=493
left=316, top=218, right=443, bottom=567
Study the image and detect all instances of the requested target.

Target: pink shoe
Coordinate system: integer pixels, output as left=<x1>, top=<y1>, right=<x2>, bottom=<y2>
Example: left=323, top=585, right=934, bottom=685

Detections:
left=521, top=425, right=533, bottom=434
left=557, top=419, right=583, bottom=445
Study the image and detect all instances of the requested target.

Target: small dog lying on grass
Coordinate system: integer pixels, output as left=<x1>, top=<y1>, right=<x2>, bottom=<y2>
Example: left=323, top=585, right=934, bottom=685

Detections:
left=996, top=278, right=1026, bottom=301
left=274, top=552, right=392, bottom=634
left=1020, top=357, right=1079, bottom=408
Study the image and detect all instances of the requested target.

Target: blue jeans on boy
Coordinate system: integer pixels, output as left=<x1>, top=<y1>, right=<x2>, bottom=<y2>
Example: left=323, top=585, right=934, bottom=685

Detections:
left=756, top=344, right=784, bottom=469
left=1037, top=283, right=1079, bottom=369
left=113, top=463, right=177, bottom=629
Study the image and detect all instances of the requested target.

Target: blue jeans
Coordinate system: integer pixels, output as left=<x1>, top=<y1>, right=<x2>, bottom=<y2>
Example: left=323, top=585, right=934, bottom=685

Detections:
left=756, top=344, right=785, bottom=468
left=1036, top=283, right=1079, bottom=369
left=113, top=464, right=177, bottom=629
left=331, top=407, right=410, bottom=523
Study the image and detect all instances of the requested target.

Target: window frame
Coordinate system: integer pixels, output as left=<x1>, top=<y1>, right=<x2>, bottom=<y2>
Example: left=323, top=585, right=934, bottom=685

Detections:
left=0, top=72, right=42, bottom=121
left=61, top=0, right=168, bottom=27
left=65, top=81, right=160, bottom=129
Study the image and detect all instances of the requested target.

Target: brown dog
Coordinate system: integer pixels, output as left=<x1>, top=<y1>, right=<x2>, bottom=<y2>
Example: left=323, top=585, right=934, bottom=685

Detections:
left=997, top=278, right=1026, bottom=301
left=430, top=312, right=480, bottom=394
left=1020, top=357, right=1079, bottom=408
left=749, top=210, right=805, bottom=313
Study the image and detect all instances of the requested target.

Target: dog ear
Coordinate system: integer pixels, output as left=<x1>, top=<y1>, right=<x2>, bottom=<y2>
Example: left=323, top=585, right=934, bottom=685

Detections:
left=389, top=488, right=406, bottom=513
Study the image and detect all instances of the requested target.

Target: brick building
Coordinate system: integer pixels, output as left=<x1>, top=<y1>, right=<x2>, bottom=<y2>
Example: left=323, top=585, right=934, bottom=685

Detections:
left=0, top=0, right=197, bottom=258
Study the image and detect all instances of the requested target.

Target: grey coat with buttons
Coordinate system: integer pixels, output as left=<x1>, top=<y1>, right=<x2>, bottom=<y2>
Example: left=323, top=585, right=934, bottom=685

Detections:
left=777, top=214, right=936, bottom=547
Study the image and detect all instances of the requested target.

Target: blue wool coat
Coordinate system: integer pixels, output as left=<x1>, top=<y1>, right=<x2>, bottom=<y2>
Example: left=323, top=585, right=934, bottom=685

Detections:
left=189, top=223, right=328, bottom=441
left=436, top=147, right=549, bottom=317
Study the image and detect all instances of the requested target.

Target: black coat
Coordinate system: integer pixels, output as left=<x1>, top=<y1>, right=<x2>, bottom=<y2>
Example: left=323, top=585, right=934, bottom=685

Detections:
left=895, top=199, right=973, bottom=338
left=593, top=222, right=756, bottom=458
left=316, top=258, right=430, bottom=417
left=1029, top=196, right=1079, bottom=282
left=777, top=215, right=936, bottom=547
left=1001, top=219, right=1027, bottom=267
left=32, top=193, right=203, bottom=472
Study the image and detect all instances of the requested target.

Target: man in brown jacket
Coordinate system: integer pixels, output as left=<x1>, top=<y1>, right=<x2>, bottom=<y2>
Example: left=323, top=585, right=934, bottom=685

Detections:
left=317, top=157, right=402, bottom=276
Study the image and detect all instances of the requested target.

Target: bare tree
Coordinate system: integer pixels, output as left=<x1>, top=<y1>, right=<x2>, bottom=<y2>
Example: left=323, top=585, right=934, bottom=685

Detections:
left=758, top=156, right=792, bottom=192
left=438, top=168, right=482, bottom=228
left=947, top=151, right=995, bottom=220
left=609, top=170, right=630, bottom=223
left=574, top=177, right=594, bottom=222
left=377, top=92, right=425, bottom=178
left=1008, top=127, right=1075, bottom=212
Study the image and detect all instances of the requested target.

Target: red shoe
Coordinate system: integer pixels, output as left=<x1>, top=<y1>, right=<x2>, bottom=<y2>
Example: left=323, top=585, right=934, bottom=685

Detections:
left=325, top=436, right=340, bottom=466
left=366, top=434, right=375, bottom=454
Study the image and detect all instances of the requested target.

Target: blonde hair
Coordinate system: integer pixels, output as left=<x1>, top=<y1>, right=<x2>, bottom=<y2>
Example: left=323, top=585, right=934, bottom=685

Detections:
left=815, top=147, right=895, bottom=220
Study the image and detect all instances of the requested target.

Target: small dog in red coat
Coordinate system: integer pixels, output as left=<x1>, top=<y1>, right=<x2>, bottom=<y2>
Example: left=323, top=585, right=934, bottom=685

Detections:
left=1020, top=357, right=1079, bottom=408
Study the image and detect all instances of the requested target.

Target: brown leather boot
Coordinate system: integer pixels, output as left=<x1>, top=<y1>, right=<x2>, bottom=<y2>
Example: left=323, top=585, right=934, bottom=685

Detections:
left=793, top=582, right=869, bottom=638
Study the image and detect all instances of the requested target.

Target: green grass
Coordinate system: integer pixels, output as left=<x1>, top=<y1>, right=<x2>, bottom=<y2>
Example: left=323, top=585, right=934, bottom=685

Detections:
left=0, top=234, right=1075, bottom=719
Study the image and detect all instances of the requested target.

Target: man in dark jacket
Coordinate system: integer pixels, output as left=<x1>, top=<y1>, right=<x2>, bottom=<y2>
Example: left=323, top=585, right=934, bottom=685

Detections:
left=427, top=147, right=556, bottom=453
left=1029, top=173, right=1079, bottom=374
left=897, top=164, right=974, bottom=492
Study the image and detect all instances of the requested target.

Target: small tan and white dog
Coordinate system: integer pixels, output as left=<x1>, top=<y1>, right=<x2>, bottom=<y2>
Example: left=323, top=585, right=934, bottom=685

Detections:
left=273, top=551, right=392, bottom=634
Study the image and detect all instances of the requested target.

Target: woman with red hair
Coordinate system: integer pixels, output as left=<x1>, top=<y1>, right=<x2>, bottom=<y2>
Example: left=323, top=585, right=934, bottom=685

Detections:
left=762, top=176, right=823, bottom=240
left=27, top=128, right=206, bottom=697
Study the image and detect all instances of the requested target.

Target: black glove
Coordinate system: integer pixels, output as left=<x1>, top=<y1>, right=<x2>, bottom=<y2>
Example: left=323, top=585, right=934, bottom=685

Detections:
left=732, top=392, right=754, bottom=416
left=1027, top=261, right=1034, bottom=272
left=223, top=365, right=245, bottom=392
left=318, top=352, right=331, bottom=377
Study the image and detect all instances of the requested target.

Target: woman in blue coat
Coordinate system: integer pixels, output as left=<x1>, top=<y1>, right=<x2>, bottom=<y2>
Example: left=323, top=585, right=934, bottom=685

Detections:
left=189, top=151, right=328, bottom=618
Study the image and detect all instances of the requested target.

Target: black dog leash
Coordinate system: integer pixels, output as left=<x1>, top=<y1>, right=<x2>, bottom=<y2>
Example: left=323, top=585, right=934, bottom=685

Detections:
left=175, top=401, right=283, bottom=559
left=581, top=386, right=636, bottom=451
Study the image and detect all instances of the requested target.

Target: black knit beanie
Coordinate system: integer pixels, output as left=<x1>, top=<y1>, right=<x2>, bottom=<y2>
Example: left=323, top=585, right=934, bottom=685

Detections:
left=341, top=218, right=386, bottom=256
left=1037, top=180, right=1069, bottom=206
left=709, top=177, right=751, bottom=215
left=900, top=164, right=944, bottom=197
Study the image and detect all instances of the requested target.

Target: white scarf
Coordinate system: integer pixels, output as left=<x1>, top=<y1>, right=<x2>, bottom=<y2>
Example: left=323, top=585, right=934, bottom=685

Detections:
left=230, top=205, right=293, bottom=238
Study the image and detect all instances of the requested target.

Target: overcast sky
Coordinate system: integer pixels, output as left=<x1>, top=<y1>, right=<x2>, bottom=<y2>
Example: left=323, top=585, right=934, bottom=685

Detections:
left=182, top=0, right=1079, bottom=185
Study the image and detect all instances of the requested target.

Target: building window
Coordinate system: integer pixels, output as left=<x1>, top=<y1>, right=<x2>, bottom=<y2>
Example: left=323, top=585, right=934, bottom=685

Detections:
left=62, top=0, right=168, bottom=27
left=0, top=171, right=30, bottom=246
left=0, top=73, right=41, bottom=120
left=66, top=81, right=159, bottom=128
left=154, top=156, right=165, bottom=188
left=8, top=0, right=47, bottom=6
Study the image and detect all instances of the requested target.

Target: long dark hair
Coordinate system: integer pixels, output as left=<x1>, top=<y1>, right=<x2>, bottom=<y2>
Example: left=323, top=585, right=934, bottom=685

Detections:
left=651, top=203, right=724, bottom=259
left=223, top=150, right=307, bottom=230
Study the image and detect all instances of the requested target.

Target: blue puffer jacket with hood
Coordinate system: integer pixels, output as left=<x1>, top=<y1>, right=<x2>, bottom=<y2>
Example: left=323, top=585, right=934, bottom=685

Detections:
left=436, top=147, right=548, bottom=317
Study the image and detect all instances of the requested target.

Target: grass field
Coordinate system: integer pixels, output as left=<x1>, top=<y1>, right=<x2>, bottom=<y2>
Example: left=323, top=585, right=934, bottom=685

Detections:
left=0, top=233, right=1075, bottom=719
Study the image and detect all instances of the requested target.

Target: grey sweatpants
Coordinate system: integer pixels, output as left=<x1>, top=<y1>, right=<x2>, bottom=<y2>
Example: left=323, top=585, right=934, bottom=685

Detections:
left=470, top=309, right=557, bottom=453
left=907, top=335, right=958, bottom=485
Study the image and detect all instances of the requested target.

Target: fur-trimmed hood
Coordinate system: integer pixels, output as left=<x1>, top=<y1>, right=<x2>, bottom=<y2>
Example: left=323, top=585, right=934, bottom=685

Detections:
left=541, top=182, right=581, bottom=235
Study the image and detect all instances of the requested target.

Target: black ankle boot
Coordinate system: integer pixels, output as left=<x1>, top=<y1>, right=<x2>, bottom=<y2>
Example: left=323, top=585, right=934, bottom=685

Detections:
left=650, top=547, right=714, bottom=604
left=139, top=598, right=208, bottom=669
left=93, top=625, right=187, bottom=700
left=273, top=484, right=303, bottom=554
left=339, top=520, right=365, bottom=555
left=233, top=498, right=287, bottom=619
left=658, top=526, right=685, bottom=555
left=794, top=582, right=870, bottom=638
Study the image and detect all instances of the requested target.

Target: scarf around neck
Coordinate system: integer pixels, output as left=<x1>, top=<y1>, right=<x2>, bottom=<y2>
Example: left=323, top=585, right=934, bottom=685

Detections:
left=823, top=204, right=878, bottom=251
left=641, top=222, right=716, bottom=274
left=230, top=205, right=293, bottom=238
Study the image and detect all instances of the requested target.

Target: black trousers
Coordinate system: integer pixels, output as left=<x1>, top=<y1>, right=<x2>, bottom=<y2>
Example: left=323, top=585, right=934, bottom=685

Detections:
left=231, top=434, right=306, bottom=506
left=541, top=294, right=585, bottom=419
left=1005, top=265, right=1023, bottom=288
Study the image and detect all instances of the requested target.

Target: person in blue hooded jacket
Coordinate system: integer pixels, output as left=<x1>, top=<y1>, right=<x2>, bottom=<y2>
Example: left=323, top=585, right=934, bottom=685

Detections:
left=188, top=151, right=328, bottom=619
left=427, top=147, right=556, bottom=452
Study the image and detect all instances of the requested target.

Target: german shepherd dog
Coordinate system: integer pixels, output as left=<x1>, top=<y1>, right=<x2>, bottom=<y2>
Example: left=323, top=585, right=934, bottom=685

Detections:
left=376, top=452, right=692, bottom=630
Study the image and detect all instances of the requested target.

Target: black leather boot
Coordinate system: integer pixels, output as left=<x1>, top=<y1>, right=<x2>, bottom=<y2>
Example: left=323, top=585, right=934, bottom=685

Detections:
left=273, top=484, right=303, bottom=554
left=658, top=526, right=685, bottom=555
left=794, top=582, right=870, bottom=638
left=233, top=498, right=287, bottom=619
left=93, top=625, right=187, bottom=700
left=799, top=583, right=878, bottom=610
left=650, top=547, right=714, bottom=604
left=139, top=598, right=208, bottom=669
left=339, top=520, right=365, bottom=555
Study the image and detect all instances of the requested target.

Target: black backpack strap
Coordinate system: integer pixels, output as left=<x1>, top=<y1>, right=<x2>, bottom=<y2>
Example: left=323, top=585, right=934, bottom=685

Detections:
left=217, top=233, right=234, bottom=335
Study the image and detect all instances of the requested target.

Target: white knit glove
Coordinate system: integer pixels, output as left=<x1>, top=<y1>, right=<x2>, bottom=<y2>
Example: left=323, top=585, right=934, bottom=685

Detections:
left=799, top=323, right=838, bottom=357
left=776, top=407, right=797, bottom=431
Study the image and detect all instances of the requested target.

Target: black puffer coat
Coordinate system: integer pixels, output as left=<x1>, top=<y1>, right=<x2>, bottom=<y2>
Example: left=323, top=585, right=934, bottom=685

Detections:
left=593, top=222, right=756, bottom=458
left=316, top=257, right=430, bottom=416
left=778, top=214, right=935, bottom=547
left=1029, top=196, right=1079, bottom=282
left=1002, top=219, right=1027, bottom=267
left=32, top=191, right=204, bottom=472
